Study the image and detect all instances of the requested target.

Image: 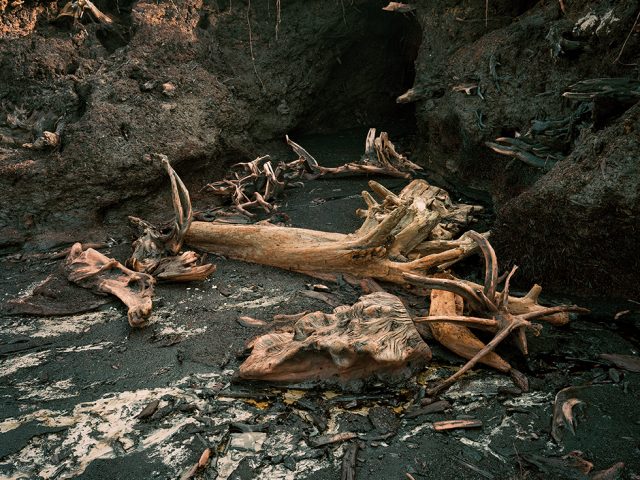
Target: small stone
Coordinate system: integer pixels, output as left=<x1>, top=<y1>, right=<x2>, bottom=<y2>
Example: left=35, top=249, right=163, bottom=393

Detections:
left=283, top=457, right=296, bottom=471
left=162, top=82, right=176, bottom=96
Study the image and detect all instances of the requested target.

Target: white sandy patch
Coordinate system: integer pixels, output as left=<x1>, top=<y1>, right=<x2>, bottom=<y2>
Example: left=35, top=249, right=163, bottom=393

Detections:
left=7, top=310, right=118, bottom=339
left=0, top=350, right=50, bottom=378
left=16, top=378, right=77, bottom=402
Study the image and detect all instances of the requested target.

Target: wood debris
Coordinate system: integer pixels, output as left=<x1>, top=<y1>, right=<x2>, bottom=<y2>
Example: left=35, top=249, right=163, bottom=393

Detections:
left=432, top=419, right=482, bottom=431
left=309, top=432, right=358, bottom=447
left=204, top=153, right=309, bottom=217
left=382, top=2, right=416, bottom=13
left=64, top=243, right=155, bottom=327
left=239, top=292, right=431, bottom=383
left=406, top=232, right=588, bottom=395
left=599, top=353, right=640, bottom=372
left=291, top=128, right=422, bottom=179
left=128, top=154, right=215, bottom=282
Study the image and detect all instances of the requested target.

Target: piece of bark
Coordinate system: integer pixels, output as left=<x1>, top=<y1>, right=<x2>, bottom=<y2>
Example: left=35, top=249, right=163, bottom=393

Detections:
left=309, top=432, right=357, bottom=447
left=136, top=400, right=160, bottom=419
left=432, top=419, right=482, bottom=431
left=341, top=442, right=359, bottom=480
left=239, top=292, right=431, bottom=383
left=65, top=243, right=155, bottom=327
left=237, top=316, right=268, bottom=327
left=405, top=400, right=451, bottom=419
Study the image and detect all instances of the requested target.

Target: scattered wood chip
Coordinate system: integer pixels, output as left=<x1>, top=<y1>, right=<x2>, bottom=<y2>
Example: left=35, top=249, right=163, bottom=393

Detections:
left=405, top=400, right=451, bottom=419
left=432, top=419, right=482, bottom=431
left=309, top=432, right=357, bottom=447
left=599, top=353, right=640, bottom=373
left=237, top=316, right=267, bottom=327
left=300, top=289, right=341, bottom=307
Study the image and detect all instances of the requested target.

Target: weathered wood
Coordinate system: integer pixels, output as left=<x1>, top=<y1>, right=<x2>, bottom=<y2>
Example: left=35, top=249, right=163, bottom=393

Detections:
left=302, top=128, right=422, bottom=179
left=239, top=292, right=432, bottom=383
left=186, top=179, right=483, bottom=285
left=65, top=243, right=155, bottom=327
left=404, top=233, right=588, bottom=394
left=128, top=155, right=215, bottom=282
left=426, top=288, right=512, bottom=373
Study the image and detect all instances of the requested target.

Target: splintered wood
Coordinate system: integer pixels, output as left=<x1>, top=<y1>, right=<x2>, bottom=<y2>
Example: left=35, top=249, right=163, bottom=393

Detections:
left=186, top=179, right=484, bottom=285
left=128, top=154, right=215, bottom=282
left=239, top=292, right=432, bottom=383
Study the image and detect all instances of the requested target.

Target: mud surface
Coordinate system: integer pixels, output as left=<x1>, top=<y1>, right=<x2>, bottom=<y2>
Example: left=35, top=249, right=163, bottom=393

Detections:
left=1, top=134, right=639, bottom=479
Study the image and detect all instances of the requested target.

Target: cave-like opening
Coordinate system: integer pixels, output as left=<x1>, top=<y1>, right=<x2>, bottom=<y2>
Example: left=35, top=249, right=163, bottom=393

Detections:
left=290, top=2, right=422, bottom=137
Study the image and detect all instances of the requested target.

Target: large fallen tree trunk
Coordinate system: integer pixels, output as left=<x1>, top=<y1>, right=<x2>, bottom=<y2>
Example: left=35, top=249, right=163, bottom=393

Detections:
left=186, top=179, right=484, bottom=284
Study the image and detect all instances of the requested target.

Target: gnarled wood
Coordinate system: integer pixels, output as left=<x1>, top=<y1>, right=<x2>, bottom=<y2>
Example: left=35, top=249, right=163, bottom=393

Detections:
left=239, top=292, right=431, bottom=383
left=404, top=233, right=588, bottom=394
left=128, top=154, right=215, bottom=282
left=424, top=288, right=512, bottom=373
left=185, top=180, right=484, bottom=285
left=290, top=129, right=422, bottom=179
left=65, top=243, right=155, bottom=327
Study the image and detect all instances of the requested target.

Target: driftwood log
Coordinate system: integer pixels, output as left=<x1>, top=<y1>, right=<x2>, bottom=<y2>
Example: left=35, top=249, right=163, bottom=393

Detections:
left=239, top=292, right=431, bottom=383
left=186, top=179, right=484, bottom=284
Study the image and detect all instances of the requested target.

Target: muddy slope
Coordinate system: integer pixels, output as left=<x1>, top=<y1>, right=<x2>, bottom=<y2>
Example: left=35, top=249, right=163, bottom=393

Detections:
left=0, top=0, right=418, bottom=249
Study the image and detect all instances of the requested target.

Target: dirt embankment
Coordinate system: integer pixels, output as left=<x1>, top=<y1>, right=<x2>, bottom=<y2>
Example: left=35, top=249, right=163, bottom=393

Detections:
left=409, top=0, right=640, bottom=298
left=0, top=0, right=418, bottom=248
left=1, top=0, right=639, bottom=299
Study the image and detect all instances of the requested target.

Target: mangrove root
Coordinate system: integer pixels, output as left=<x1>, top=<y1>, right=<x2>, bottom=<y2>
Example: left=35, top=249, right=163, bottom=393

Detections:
left=289, top=128, right=422, bottom=179
left=205, top=153, right=310, bottom=217
left=239, top=292, right=432, bottom=383
left=407, top=232, right=588, bottom=395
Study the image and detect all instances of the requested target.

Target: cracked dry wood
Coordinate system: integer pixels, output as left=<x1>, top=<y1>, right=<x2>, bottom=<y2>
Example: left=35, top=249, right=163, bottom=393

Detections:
left=185, top=179, right=484, bottom=285
left=65, top=243, right=155, bottom=327
left=239, top=292, right=431, bottom=382
left=128, top=154, right=215, bottom=282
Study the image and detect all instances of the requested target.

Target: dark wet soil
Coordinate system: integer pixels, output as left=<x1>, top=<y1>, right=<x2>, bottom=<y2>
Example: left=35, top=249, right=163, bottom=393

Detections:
left=1, top=133, right=639, bottom=480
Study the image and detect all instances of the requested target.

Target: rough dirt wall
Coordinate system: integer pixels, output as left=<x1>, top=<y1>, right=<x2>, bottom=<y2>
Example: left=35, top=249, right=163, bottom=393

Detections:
left=0, top=0, right=416, bottom=249
left=409, top=0, right=640, bottom=298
